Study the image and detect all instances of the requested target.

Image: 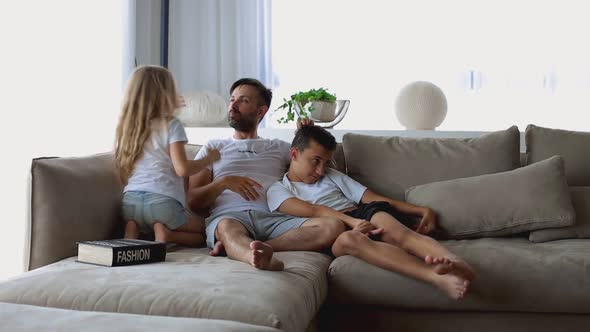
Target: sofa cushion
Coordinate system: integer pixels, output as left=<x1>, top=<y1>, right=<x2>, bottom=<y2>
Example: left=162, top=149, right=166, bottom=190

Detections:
left=0, top=302, right=280, bottom=332
left=27, top=153, right=123, bottom=270
left=526, top=124, right=590, bottom=186
left=529, top=187, right=590, bottom=242
left=0, top=248, right=331, bottom=332
left=328, top=238, right=590, bottom=313
left=405, top=156, right=575, bottom=239
left=343, top=126, right=521, bottom=200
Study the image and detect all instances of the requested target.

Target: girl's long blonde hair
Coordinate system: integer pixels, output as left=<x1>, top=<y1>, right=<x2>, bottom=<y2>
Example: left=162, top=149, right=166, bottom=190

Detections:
left=115, top=65, right=178, bottom=183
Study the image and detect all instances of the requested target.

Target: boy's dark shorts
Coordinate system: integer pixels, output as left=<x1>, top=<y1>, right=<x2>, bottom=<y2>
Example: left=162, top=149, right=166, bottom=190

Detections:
left=344, top=201, right=418, bottom=229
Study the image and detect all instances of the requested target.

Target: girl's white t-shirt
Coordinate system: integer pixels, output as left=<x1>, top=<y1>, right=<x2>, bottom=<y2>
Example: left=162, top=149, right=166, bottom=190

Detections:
left=124, top=117, right=188, bottom=206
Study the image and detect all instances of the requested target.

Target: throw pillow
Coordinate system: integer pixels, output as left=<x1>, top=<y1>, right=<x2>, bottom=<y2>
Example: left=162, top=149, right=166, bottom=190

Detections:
left=405, top=156, right=575, bottom=239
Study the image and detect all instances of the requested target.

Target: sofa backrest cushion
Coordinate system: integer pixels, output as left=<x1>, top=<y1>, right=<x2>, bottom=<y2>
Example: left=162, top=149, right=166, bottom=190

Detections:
left=27, top=153, right=123, bottom=270
left=529, top=186, right=590, bottom=242
left=526, top=124, right=590, bottom=186
left=343, top=126, right=521, bottom=200
left=405, top=156, right=575, bottom=239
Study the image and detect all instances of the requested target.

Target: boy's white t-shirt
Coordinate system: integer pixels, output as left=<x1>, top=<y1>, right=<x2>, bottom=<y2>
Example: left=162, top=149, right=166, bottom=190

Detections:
left=266, top=168, right=367, bottom=213
left=195, top=137, right=291, bottom=216
left=124, top=117, right=188, bottom=206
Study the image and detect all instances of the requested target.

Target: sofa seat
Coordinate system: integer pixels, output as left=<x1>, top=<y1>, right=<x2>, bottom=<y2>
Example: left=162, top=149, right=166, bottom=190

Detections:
left=0, top=248, right=332, bottom=332
left=328, top=238, right=590, bottom=313
left=0, top=302, right=280, bottom=332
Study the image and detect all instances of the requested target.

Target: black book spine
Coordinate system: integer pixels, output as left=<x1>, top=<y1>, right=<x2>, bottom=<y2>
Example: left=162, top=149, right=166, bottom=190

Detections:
left=111, top=244, right=166, bottom=266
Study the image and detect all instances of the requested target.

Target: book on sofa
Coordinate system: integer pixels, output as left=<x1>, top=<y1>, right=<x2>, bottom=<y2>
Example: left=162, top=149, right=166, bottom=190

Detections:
left=77, top=239, right=166, bottom=267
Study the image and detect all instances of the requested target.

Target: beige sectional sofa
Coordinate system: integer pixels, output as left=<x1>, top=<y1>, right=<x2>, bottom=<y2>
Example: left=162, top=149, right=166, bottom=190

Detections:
left=1, top=124, right=589, bottom=331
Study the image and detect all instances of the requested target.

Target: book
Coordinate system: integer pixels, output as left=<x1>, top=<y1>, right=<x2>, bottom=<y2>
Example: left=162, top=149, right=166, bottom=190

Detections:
left=76, top=239, right=166, bottom=267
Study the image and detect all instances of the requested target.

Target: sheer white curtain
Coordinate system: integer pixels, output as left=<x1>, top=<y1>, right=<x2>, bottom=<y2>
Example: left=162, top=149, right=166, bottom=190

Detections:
left=168, top=0, right=273, bottom=98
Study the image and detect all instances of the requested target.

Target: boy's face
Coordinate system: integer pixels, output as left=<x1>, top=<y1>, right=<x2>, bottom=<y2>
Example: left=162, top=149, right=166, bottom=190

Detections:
left=290, top=140, right=334, bottom=184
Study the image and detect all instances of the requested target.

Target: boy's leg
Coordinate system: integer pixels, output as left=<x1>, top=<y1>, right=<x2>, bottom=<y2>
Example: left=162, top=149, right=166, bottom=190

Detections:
left=370, top=212, right=475, bottom=281
left=215, top=218, right=283, bottom=271
left=124, top=221, right=140, bottom=239
left=332, top=231, right=468, bottom=300
left=264, top=216, right=346, bottom=252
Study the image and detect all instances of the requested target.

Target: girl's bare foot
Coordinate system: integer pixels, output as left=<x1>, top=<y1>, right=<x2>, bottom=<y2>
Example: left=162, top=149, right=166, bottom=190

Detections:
left=154, top=223, right=170, bottom=243
left=209, top=241, right=226, bottom=256
left=249, top=241, right=284, bottom=271
left=434, top=274, right=470, bottom=300
left=124, top=221, right=140, bottom=239
left=425, top=255, right=475, bottom=281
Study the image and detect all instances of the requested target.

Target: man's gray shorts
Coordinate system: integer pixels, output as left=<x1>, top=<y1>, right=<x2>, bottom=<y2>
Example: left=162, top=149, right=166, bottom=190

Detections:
left=205, top=210, right=309, bottom=248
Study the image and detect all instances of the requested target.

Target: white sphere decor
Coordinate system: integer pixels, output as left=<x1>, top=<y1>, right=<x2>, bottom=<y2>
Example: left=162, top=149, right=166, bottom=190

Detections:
left=395, top=81, right=447, bottom=130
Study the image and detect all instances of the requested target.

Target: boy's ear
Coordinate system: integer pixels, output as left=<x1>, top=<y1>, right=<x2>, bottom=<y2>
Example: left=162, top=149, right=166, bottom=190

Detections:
left=290, top=147, right=299, bottom=160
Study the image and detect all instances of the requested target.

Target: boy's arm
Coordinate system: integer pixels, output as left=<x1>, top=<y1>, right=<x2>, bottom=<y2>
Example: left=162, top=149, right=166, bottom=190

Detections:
left=360, top=189, right=436, bottom=234
left=277, top=197, right=363, bottom=229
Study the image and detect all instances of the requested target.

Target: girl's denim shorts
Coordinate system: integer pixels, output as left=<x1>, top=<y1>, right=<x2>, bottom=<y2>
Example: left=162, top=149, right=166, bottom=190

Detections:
left=122, top=191, right=188, bottom=233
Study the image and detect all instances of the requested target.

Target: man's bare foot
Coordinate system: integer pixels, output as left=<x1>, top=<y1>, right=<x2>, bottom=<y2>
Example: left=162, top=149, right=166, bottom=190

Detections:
left=124, top=221, right=139, bottom=239
left=249, top=241, right=284, bottom=271
left=434, top=274, right=470, bottom=300
left=154, top=223, right=170, bottom=243
left=425, top=255, right=475, bottom=281
left=209, top=241, right=226, bottom=256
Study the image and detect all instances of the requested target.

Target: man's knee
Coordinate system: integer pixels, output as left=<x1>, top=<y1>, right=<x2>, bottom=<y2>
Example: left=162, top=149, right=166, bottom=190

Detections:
left=215, top=218, right=247, bottom=240
left=332, top=230, right=366, bottom=257
left=317, top=217, right=346, bottom=245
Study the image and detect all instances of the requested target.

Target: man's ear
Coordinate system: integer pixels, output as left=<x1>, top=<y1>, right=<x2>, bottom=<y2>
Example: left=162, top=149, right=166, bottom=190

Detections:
left=257, top=105, right=269, bottom=122
left=290, top=147, right=299, bottom=160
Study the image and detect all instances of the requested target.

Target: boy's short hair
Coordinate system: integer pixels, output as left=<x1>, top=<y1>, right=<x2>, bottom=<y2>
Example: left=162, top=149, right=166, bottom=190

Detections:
left=230, top=78, right=272, bottom=108
left=292, top=125, right=337, bottom=152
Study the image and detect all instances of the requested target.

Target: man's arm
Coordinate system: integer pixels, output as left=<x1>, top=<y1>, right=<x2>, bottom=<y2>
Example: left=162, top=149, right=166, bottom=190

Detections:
left=360, top=189, right=436, bottom=234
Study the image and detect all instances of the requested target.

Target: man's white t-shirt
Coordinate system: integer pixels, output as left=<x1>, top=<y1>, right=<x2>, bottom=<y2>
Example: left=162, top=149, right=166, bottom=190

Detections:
left=124, top=117, right=188, bottom=206
left=266, top=168, right=367, bottom=213
left=195, top=137, right=291, bottom=216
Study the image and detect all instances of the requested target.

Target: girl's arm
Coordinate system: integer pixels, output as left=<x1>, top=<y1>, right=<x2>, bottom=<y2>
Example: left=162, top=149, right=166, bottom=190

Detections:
left=277, top=197, right=362, bottom=229
left=169, top=142, right=220, bottom=177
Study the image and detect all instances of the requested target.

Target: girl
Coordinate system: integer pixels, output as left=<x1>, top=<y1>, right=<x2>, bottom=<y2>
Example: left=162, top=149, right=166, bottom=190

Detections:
left=114, top=65, right=220, bottom=246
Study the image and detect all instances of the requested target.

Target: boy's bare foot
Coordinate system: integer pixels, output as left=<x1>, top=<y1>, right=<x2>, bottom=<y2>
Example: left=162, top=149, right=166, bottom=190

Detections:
left=209, top=241, right=226, bottom=256
left=154, top=223, right=170, bottom=243
left=124, top=221, right=140, bottom=239
left=434, top=274, right=470, bottom=300
left=425, top=255, right=475, bottom=281
left=249, top=241, right=284, bottom=271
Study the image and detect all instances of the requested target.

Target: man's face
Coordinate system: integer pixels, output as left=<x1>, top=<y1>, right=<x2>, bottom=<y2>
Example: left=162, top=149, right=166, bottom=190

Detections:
left=291, top=141, right=334, bottom=184
left=228, top=85, right=267, bottom=132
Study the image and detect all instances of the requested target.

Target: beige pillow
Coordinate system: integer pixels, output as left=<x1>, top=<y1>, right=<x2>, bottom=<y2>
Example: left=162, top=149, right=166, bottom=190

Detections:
left=526, top=124, right=590, bottom=186
left=405, top=156, right=575, bottom=239
left=343, top=126, right=520, bottom=200
left=529, top=187, right=590, bottom=242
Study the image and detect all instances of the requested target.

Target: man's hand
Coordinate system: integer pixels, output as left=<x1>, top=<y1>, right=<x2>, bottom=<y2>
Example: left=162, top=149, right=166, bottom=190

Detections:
left=415, top=208, right=437, bottom=235
left=222, top=176, right=263, bottom=201
left=297, top=118, right=314, bottom=129
left=352, top=219, right=383, bottom=238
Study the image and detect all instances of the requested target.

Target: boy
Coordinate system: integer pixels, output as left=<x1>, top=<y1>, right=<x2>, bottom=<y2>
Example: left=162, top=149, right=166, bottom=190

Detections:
left=267, top=125, right=475, bottom=299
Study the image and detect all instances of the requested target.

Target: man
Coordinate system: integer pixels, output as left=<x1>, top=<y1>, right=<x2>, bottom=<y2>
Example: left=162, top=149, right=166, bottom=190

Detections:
left=188, top=78, right=345, bottom=271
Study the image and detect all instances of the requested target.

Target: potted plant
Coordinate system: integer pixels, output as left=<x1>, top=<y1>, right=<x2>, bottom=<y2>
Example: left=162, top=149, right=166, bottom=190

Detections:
left=276, top=88, right=337, bottom=123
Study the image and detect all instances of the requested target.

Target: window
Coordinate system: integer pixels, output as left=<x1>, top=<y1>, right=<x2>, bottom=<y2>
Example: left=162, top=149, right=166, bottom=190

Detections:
left=269, top=0, right=590, bottom=131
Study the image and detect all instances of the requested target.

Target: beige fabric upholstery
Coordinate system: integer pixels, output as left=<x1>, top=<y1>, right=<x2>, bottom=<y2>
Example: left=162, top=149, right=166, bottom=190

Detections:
left=27, top=153, right=123, bottom=270
left=343, top=126, right=521, bottom=200
left=406, top=156, right=575, bottom=239
left=328, top=238, right=590, bottom=313
left=526, top=124, right=590, bottom=185
left=530, top=187, right=590, bottom=242
left=0, top=302, right=279, bottom=332
left=0, top=248, right=331, bottom=332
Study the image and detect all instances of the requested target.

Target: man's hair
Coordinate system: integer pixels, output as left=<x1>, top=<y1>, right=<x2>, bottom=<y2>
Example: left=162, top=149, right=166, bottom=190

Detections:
left=292, top=125, right=337, bottom=152
left=230, top=78, right=272, bottom=108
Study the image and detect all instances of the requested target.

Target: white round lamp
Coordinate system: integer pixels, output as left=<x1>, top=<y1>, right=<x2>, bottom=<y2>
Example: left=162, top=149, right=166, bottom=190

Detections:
left=395, top=81, right=447, bottom=130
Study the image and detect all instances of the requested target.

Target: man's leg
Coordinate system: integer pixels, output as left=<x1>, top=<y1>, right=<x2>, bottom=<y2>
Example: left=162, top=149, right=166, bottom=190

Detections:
left=216, top=218, right=283, bottom=271
left=370, top=212, right=475, bottom=281
left=265, top=217, right=346, bottom=252
left=332, top=231, right=469, bottom=300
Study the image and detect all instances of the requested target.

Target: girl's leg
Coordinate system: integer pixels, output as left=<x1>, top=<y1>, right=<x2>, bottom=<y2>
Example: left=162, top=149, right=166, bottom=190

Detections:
left=370, top=212, right=475, bottom=281
left=154, top=216, right=205, bottom=247
left=332, top=231, right=469, bottom=300
left=124, top=221, right=139, bottom=239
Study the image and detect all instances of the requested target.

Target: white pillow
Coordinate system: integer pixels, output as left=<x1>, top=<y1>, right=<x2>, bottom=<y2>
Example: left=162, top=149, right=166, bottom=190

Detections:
left=176, top=91, right=228, bottom=127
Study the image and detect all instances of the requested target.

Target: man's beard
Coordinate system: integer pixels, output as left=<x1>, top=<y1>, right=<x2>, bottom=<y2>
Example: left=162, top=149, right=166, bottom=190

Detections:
left=228, top=111, right=258, bottom=132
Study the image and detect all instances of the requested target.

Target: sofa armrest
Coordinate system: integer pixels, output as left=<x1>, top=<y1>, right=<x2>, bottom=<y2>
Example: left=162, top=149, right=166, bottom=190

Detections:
left=26, top=153, right=123, bottom=270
